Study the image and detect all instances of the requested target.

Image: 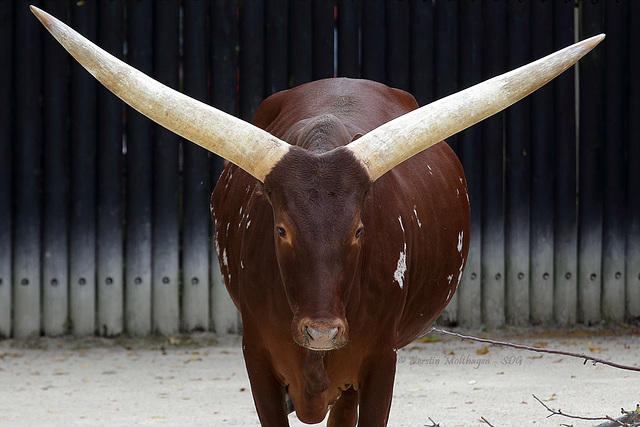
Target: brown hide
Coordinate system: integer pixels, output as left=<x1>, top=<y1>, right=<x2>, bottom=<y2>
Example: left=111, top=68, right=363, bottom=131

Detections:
left=211, top=78, right=469, bottom=426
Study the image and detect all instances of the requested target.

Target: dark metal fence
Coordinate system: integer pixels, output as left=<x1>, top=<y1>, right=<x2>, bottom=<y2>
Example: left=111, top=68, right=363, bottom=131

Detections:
left=1, top=0, right=637, bottom=338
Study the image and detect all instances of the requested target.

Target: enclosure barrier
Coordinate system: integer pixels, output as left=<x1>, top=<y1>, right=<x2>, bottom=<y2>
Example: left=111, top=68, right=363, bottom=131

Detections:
left=1, top=0, right=638, bottom=338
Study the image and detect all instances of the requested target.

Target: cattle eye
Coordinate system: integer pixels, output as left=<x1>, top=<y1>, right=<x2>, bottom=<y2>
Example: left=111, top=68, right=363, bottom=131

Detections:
left=277, top=226, right=287, bottom=237
left=355, top=227, right=363, bottom=239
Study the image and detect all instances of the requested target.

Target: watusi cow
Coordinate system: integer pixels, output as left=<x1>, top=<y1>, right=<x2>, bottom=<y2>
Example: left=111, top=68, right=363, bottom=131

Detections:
left=31, top=6, right=604, bottom=426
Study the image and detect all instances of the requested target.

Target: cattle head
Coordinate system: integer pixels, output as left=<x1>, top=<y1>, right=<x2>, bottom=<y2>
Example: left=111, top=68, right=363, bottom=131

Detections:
left=31, top=6, right=604, bottom=350
left=263, top=146, right=371, bottom=349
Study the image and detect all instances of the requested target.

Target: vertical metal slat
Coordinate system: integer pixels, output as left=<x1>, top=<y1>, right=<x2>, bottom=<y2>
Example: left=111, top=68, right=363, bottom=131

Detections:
left=69, top=0, right=98, bottom=336
left=239, top=0, right=265, bottom=121
left=481, top=0, right=507, bottom=327
left=125, top=0, right=154, bottom=336
left=266, top=0, right=289, bottom=95
left=601, top=0, right=628, bottom=322
left=182, top=0, right=212, bottom=332
left=505, top=0, right=530, bottom=326
left=97, top=0, right=124, bottom=337
left=312, top=0, right=335, bottom=80
left=626, top=0, right=640, bottom=322
left=211, top=0, right=241, bottom=334
left=409, top=0, right=434, bottom=107
left=578, top=0, right=605, bottom=325
left=152, top=0, right=180, bottom=336
left=456, top=0, right=482, bottom=328
left=529, top=0, right=555, bottom=324
left=337, top=0, right=360, bottom=79
left=0, top=0, right=13, bottom=337
left=289, top=0, right=313, bottom=87
left=553, top=0, right=578, bottom=325
left=386, top=0, right=410, bottom=92
left=42, top=0, right=70, bottom=336
left=13, top=1, right=43, bottom=339
left=361, top=0, right=385, bottom=82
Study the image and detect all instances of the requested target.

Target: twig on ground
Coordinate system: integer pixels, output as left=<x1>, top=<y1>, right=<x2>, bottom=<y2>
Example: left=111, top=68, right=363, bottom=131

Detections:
left=533, top=394, right=624, bottom=424
left=593, top=405, right=640, bottom=427
left=534, top=395, right=640, bottom=427
left=424, top=327, right=640, bottom=373
left=480, top=415, right=496, bottom=426
left=424, top=417, right=440, bottom=427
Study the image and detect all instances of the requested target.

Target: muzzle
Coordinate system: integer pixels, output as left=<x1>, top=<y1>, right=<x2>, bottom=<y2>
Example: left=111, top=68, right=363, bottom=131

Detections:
left=293, top=318, right=348, bottom=350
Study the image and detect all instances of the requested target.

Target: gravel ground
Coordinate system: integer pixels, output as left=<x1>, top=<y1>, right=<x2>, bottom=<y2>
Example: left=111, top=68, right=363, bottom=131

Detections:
left=1, top=328, right=638, bottom=426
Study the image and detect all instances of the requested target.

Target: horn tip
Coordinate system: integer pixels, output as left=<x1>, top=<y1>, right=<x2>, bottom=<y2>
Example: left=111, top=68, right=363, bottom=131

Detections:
left=30, top=5, right=56, bottom=30
left=29, top=5, right=51, bottom=25
left=582, top=33, right=606, bottom=49
left=30, top=5, right=44, bottom=18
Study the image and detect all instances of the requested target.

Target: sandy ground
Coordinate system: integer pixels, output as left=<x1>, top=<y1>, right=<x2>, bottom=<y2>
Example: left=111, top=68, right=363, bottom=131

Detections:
left=1, top=328, right=638, bottom=427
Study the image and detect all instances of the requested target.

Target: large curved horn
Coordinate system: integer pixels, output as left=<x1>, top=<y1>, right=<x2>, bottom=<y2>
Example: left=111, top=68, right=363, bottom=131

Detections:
left=348, top=34, right=605, bottom=182
left=31, top=6, right=290, bottom=182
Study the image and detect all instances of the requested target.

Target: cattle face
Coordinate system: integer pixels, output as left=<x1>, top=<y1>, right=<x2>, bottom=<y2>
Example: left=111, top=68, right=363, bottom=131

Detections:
left=32, top=6, right=604, bottom=426
left=264, top=146, right=370, bottom=350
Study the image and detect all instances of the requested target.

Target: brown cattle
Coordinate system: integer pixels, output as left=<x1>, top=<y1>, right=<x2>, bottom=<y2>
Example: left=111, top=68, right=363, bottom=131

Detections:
left=212, top=79, right=470, bottom=424
left=32, top=6, right=603, bottom=426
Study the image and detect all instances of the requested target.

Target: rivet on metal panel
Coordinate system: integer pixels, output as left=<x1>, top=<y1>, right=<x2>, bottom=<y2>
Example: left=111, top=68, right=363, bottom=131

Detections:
left=21, top=278, right=29, bottom=286
left=517, top=272, right=524, bottom=280
left=79, top=278, right=86, bottom=285
left=162, top=277, right=170, bottom=284
left=51, top=278, right=58, bottom=287
left=134, top=277, right=142, bottom=285
left=191, top=277, right=199, bottom=285
left=590, top=273, right=597, bottom=281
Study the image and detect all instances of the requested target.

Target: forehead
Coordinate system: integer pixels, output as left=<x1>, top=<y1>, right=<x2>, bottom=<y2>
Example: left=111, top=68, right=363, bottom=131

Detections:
left=264, top=146, right=371, bottom=221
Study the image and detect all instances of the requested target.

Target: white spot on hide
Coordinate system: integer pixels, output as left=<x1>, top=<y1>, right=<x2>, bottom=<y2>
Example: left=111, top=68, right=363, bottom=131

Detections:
left=447, top=274, right=454, bottom=284
left=457, top=231, right=464, bottom=253
left=224, top=171, right=233, bottom=189
left=394, top=216, right=407, bottom=289
left=457, top=258, right=466, bottom=284
left=246, top=220, right=251, bottom=229
left=394, top=243, right=407, bottom=289
left=222, top=248, right=229, bottom=268
left=213, top=236, right=221, bottom=256
left=413, top=206, right=422, bottom=228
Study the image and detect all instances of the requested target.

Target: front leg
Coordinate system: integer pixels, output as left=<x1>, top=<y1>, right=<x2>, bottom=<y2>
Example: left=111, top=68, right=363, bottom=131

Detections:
left=242, top=343, right=290, bottom=427
left=356, top=349, right=397, bottom=427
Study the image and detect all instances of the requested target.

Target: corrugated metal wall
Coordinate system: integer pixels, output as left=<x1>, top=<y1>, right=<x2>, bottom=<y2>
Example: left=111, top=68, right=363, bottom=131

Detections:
left=1, top=0, right=637, bottom=338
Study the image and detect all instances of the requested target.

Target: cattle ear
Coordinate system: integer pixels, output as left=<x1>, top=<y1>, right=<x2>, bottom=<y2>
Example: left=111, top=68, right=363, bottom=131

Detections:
left=255, top=182, right=268, bottom=200
left=350, top=133, right=364, bottom=142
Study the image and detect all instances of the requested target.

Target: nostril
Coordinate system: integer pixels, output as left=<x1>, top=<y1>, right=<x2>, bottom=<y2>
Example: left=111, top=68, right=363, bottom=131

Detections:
left=305, top=325, right=314, bottom=341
